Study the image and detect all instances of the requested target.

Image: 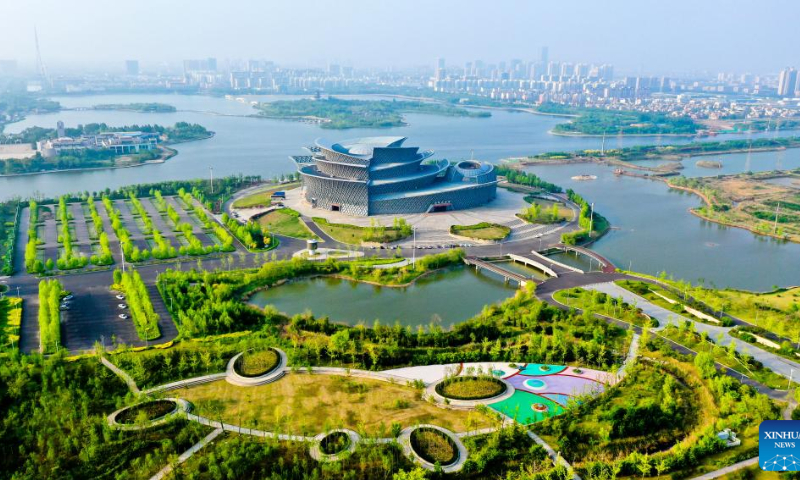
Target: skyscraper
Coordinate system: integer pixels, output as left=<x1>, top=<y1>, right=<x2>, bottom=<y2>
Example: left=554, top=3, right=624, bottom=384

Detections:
left=778, top=67, right=798, bottom=97
left=125, top=60, right=139, bottom=76
left=540, top=46, right=549, bottom=66
left=435, top=57, right=445, bottom=80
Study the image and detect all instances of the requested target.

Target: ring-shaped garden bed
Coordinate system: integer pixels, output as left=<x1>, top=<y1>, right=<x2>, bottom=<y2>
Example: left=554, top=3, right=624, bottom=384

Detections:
left=320, top=431, right=352, bottom=455
left=410, top=427, right=459, bottom=466
left=435, top=375, right=507, bottom=400
left=115, top=399, right=179, bottom=425
left=233, top=348, right=280, bottom=378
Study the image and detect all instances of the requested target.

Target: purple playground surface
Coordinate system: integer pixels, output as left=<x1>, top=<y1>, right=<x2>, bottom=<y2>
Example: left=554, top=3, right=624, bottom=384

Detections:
left=488, top=363, right=615, bottom=424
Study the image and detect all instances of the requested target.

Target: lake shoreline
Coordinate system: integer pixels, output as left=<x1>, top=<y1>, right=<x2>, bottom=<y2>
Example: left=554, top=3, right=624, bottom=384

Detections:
left=0, top=132, right=214, bottom=178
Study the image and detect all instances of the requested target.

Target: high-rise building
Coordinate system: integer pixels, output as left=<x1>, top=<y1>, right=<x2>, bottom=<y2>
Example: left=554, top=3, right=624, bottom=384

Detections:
left=435, top=57, right=445, bottom=80
left=547, top=61, right=560, bottom=76
left=540, top=46, right=549, bottom=66
left=125, top=60, right=139, bottom=76
left=560, top=63, right=574, bottom=77
left=778, top=67, right=798, bottom=97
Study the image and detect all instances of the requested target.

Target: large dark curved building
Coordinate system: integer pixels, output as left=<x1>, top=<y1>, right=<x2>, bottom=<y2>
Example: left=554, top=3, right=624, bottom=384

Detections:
left=290, top=137, right=497, bottom=216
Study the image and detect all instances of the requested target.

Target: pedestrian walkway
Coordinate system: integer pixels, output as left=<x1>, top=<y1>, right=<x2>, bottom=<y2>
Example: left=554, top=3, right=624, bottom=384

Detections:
left=149, top=428, right=224, bottom=480
left=586, top=282, right=800, bottom=380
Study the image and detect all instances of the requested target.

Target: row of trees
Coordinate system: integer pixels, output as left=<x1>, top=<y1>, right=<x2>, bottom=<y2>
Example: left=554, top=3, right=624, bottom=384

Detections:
left=495, top=165, right=563, bottom=193
left=38, top=279, right=63, bottom=353
left=56, top=196, right=89, bottom=270
left=85, top=195, right=114, bottom=265
left=561, top=189, right=607, bottom=245
left=114, top=269, right=161, bottom=340
left=24, top=201, right=48, bottom=274
left=0, top=201, right=19, bottom=275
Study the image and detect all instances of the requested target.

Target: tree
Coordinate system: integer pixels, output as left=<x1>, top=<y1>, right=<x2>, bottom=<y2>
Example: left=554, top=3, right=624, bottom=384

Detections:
left=694, top=351, right=717, bottom=378
left=393, top=468, right=427, bottom=480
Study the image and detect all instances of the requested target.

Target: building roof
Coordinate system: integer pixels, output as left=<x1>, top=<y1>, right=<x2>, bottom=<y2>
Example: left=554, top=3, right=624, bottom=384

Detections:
left=319, top=136, right=408, bottom=157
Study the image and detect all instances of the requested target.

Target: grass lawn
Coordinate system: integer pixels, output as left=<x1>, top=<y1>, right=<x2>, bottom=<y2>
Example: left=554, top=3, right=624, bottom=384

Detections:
left=233, top=183, right=300, bottom=209
left=178, top=373, right=492, bottom=436
left=257, top=208, right=316, bottom=239
left=313, top=217, right=411, bottom=244
left=450, top=222, right=511, bottom=241
left=519, top=196, right=574, bottom=224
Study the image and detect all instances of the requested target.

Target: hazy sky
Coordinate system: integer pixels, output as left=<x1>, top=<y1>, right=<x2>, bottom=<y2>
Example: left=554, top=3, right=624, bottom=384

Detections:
left=2, top=0, right=798, bottom=75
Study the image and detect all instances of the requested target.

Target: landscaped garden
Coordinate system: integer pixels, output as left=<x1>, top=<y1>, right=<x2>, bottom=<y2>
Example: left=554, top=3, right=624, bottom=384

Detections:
left=554, top=286, right=658, bottom=328
left=319, top=431, right=351, bottom=455
left=256, top=208, right=316, bottom=239
left=178, top=374, right=493, bottom=436
left=234, top=348, right=280, bottom=377
left=449, top=222, right=511, bottom=241
left=312, top=217, right=412, bottom=244
left=410, top=427, right=458, bottom=465
left=436, top=375, right=506, bottom=400
left=115, top=399, right=178, bottom=425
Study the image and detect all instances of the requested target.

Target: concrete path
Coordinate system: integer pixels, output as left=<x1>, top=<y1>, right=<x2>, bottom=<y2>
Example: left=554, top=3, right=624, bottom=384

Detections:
left=688, top=457, right=759, bottom=480
left=586, top=282, right=800, bottom=380
left=149, top=427, right=224, bottom=480
left=527, top=430, right=581, bottom=480
left=101, top=357, right=140, bottom=394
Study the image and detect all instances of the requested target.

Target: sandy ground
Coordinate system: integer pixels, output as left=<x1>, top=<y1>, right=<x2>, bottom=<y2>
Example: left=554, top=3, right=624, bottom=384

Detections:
left=0, top=144, right=36, bottom=160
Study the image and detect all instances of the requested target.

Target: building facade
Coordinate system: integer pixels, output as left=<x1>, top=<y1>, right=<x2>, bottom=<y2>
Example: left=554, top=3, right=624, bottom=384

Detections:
left=291, top=137, right=497, bottom=216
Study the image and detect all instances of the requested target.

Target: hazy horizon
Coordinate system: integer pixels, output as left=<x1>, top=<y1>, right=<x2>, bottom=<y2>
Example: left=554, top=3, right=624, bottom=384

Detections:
left=2, top=0, right=800, bottom=76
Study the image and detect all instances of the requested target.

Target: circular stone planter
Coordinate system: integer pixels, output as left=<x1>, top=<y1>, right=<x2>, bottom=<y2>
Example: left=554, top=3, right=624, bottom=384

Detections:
left=532, top=403, right=549, bottom=413
left=523, top=378, right=547, bottom=391
left=107, top=398, right=190, bottom=431
left=309, top=429, right=360, bottom=462
left=427, top=375, right=514, bottom=408
left=399, top=425, right=467, bottom=473
left=226, top=347, right=287, bottom=386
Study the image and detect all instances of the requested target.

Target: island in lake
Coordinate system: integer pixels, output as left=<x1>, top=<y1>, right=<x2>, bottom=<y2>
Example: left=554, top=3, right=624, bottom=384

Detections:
left=0, top=122, right=212, bottom=176
left=253, top=96, right=490, bottom=128
left=92, top=103, right=177, bottom=113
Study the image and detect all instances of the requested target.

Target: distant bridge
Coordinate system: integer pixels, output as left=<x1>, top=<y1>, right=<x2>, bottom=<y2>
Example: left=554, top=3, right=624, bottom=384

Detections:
left=464, top=257, right=530, bottom=287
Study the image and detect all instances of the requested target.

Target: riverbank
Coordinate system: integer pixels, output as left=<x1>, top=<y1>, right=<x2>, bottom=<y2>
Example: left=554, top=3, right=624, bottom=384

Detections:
left=0, top=132, right=214, bottom=178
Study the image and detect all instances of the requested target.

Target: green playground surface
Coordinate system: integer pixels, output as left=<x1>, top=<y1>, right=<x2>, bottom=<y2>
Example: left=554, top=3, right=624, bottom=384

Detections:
left=488, top=390, right=565, bottom=425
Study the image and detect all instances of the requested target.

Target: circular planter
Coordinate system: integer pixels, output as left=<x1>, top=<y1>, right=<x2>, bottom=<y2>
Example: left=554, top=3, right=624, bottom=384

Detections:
left=309, top=429, right=360, bottom=462
left=435, top=376, right=507, bottom=401
left=226, top=347, right=287, bottom=386
left=234, top=348, right=281, bottom=377
left=532, top=403, right=549, bottom=413
left=107, top=398, right=189, bottom=431
left=399, top=425, right=467, bottom=473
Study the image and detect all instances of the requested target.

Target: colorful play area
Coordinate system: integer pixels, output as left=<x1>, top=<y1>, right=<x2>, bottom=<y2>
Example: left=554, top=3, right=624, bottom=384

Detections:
left=486, top=363, right=611, bottom=424
left=386, top=361, right=616, bottom=426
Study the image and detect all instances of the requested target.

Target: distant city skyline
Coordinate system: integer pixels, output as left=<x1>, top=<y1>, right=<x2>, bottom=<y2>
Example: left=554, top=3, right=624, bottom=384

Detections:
left=2, top=0, right=800, bottom=75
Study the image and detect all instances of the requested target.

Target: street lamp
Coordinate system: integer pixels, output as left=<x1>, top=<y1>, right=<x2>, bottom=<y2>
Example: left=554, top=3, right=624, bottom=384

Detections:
left=411, top=226, right=416, bottom=268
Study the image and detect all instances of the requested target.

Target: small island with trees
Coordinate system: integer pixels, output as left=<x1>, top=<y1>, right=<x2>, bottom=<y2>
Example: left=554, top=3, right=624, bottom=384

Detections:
left=253, top=97, right=490, bottom=129
left=92, top=103, right=177, bottom=113
left=0, top=122, right=212, bottom=176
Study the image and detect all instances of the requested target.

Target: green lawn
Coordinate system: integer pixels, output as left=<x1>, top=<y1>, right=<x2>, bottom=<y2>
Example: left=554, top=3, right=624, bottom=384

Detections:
left=257, top=208, right=316, bottom=239
left=233, top=183, right=300, bottom=209
left=450, top=222, right=511, bottom=241
left=313, top=217, right=411, bottom=244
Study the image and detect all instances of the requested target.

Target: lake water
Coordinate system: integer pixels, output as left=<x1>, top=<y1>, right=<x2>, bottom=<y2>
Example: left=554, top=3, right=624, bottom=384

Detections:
left=2, top=93, right=798, bottom=290
left=247, top=266, right=516, bottom=328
